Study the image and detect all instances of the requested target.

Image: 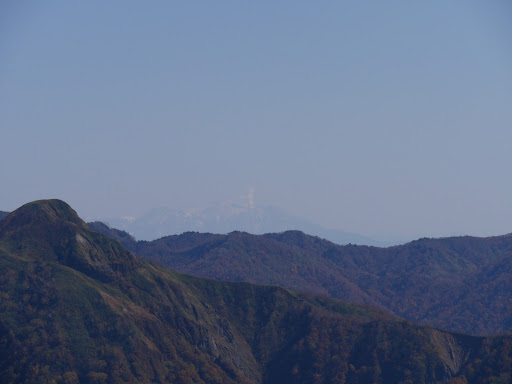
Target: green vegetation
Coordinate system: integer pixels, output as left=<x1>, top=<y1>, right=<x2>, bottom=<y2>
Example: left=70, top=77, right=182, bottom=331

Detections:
left=3, top=200, right=512, bottom=383
left=92, top=225, right=512, bottom=335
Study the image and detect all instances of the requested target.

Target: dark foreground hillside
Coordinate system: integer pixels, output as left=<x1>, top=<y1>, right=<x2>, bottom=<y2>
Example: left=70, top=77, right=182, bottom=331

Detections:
left=90, top=223, right=512, bottom=335
left=2, top=201, right=512, bottom=383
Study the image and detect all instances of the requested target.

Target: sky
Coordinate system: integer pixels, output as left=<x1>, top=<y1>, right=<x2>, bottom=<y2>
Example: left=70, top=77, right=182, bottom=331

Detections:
left=1, top=1, right=512, bottom=241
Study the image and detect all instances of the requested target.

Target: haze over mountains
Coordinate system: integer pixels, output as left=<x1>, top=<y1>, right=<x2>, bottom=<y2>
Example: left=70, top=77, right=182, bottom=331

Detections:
left=3, top=199, right=512, bottom=383
left=101, top=195, right=388, bottom=246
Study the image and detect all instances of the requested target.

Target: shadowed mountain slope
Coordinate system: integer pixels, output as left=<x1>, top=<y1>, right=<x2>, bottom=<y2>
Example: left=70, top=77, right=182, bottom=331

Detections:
left=3, top=200, right=512, bottom=383
left=89, top=223, right=512, bottom=335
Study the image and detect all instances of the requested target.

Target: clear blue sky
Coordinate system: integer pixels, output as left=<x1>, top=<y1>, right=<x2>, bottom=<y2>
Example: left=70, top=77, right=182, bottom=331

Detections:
left=1, top=1, right=511, bottom=241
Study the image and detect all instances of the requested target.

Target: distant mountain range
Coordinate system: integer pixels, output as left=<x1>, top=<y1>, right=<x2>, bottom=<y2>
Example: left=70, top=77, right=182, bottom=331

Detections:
left=91, top=223, right=512, bottom=336
left=3, top=199, right=512, bottom=383
left=101, top=200, right=389, bottom=246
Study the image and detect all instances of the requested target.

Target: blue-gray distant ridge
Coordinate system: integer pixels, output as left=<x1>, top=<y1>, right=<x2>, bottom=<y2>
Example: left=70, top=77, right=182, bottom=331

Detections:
left=103, top=201, right=387, bottom=246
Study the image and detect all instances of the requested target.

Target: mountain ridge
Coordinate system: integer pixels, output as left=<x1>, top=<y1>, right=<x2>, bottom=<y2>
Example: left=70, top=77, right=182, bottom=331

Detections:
left=101, top=201, right=388, bottom=246
left=90, top=222, right=512, bottom=335
left=0, top=200, right=141, bottom=282
left=4, top=199, right=512, bottom=383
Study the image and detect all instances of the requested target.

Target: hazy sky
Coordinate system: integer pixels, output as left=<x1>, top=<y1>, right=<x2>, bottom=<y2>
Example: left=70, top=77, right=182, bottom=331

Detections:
left=2, top=1, right=512, bottom=241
